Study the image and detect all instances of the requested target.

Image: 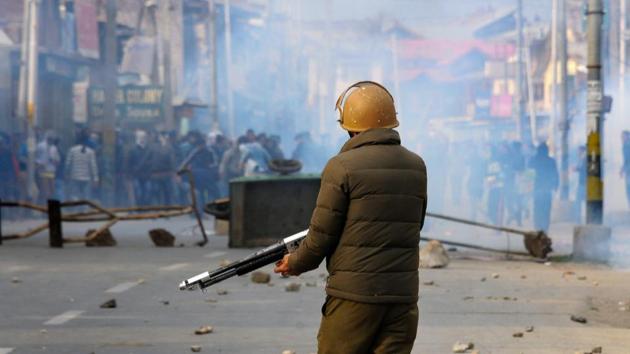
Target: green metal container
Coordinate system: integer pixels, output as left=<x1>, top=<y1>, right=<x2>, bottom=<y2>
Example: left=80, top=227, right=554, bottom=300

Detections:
left=229, top=174, right=321, bottom=248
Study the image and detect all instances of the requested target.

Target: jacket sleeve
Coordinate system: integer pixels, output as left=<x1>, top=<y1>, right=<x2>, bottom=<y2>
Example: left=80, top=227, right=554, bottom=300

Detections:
left=288, top=158, right=349, bottom=274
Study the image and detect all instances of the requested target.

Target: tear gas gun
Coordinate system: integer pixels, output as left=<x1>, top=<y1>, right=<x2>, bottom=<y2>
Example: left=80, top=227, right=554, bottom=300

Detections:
left=179, top=229, right=308, bottom=291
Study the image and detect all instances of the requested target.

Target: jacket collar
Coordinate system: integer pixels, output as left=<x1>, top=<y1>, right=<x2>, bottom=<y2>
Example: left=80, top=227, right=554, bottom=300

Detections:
left=340, top=128, right=401, bottom=153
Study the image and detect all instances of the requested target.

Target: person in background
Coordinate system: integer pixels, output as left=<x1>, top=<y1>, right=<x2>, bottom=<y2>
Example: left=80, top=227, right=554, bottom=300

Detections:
left=174, top=132, right=194, bottom=204
left=485, top=144, right=505, bottom=225
left=505, top=141, right=525, bottom=226
left=621, top=131, right=630, bottom=209
left=35, top=131, right=61, bottom=204
left=86, top=131, right=103, bottom=202
left=64, top=130, right=99, bottom=201
left=263, top=134, right=284, bottom=160
left=126, top=130, right=152, bottom=206
left=240, top=135, right=271, bottom=176
left=149, top=131, right=176, bottom=205
left=14, top=132, right=29, bottom=204
left=529, top=143, right=559, bottom=232
left=181, top=131, right=219, bottom=213
left=51, top=135, right=65, bottom=200
left=0, top=133, right=19, bottom=207
left=245, top=129, right=257, bottom=143
left=220, top=136, right=245, bottom=188
left=292, top=132, right=321, bottom=173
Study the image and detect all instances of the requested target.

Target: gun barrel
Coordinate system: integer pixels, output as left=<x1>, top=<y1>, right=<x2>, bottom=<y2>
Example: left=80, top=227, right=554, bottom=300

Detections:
left=179, top=229, right=308, bottom=291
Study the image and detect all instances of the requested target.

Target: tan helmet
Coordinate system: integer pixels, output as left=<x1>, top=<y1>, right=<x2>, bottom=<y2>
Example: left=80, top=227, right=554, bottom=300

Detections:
left=335, top=81, right=399, bottom=132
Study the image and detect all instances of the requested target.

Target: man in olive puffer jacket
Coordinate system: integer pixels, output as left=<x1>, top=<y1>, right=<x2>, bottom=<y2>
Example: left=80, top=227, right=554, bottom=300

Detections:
left=275, top=81, right=427, bottom=354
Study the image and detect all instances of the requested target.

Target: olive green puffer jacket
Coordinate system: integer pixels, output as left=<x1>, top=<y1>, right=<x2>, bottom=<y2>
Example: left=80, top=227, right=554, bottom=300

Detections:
left=288, top=128, right=427, bottom=303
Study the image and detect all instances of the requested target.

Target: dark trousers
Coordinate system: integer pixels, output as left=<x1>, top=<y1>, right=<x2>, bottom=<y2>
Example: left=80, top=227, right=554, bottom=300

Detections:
left=151, top=177, right=173, bottom=205
left=132, top=178, right=152, bottom=206
left=68, top=180, right=92, bottom=201
left=317, top=296, right=418, bottom=354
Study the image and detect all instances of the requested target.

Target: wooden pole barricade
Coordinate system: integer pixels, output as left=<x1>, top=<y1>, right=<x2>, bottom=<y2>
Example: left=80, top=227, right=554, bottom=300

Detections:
left=48, top=200, right=63, bottom=248
left=0, top=170, right=209, bottom=247
left=0, top=199, right=3, bottom=246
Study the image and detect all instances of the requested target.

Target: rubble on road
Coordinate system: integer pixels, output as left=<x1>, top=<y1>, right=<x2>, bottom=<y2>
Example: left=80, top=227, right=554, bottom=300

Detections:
left=285, top=283, right=301, bottom=292
left=205, top=298, right=218, bottom=303
left=100, top=299, right=117, bottom=309
left=194, top=325, right=213, bottom=335
left=423, top=281, right=435, bottom=286
left=577, top=276, right=587, bottom=281
left=305, top=281, right=317, bottom=287
left=525, top=326, right=534, bottom=332
left=148, top=229, right=176, bottom=247
left=512, top=332, right=523, bottom=338
left=85, top=228, right=117, bottom=247
left=190, top=345, right=202, bottom=352
left=219, top=259, right=231, bottom=267
left=491, top=273, right=500, bottom=279
left=216, top=289, right=228, bottom=296
left=570, top=315, right=588, bottom=324
left=251, top=271, right=271, bottom=284
left=281, top=350, right=296, bottom=354
left=160, top=300, right=170, bottom=305
left=419, top=240, right=450, bottom=268
left=452, top=341, right=474, bottom=353
left=11, top=276, right=21, bottom=284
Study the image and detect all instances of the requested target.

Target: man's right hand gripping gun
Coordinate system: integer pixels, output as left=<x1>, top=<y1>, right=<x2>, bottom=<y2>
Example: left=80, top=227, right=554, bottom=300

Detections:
left=178, top=229, right=307, bottom=291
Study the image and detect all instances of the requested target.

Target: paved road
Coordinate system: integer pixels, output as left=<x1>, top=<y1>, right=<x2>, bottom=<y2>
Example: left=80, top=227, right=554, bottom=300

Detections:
left=1, top=218, right=630, bottom=354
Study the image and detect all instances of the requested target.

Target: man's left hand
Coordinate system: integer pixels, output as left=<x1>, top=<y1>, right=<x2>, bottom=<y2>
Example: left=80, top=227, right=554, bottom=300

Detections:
left=274, top=254, right=300, bottom=277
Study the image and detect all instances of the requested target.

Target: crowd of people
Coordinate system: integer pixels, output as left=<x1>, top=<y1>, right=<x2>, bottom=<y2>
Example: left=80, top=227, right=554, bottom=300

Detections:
left=422, top=137, right=567, bottom=232
left=3, top=127, right=630, bottom=230
left=0, top=127, right=327, bottom=215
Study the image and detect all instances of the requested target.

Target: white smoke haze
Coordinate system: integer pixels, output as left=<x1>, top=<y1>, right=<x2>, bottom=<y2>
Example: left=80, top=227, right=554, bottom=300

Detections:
left=3, top=0, right=629, bottom=265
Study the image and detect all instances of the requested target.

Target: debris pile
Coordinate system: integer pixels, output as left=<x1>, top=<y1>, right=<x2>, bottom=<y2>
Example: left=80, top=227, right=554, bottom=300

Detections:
left=285, top=283, right=301, bottom=292
left=194, top=325, right=213, bottom=335
left=100, top=299, right=117, bottom=309
left=419, top=240, right=450, bottom=268
left=85, top=228, right=117, bottom=247
left=452, top=341, right=474, bottom=353
left=251, top=271, right=271, bottom=284
left=149, top=229, right=176, bottom=247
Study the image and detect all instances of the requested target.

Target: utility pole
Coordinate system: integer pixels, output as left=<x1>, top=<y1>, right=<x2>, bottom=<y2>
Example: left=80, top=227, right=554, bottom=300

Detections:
left=558, top=0, right=570, bottom=201
left=223, top=0, right=235, bottom=138
left=586, top=0, right=604, bottom=224
left=157, top=1, right=175, bottom=131
left=207, top=0, right=219, bottom=132
left=25, top=0, right=40, bottom=201
left=621, top=0, right=627, bottom=117
left=102, top=0, right=117, bottom=206
left=549, top=0, right=558, bottom=154
left=17, top=0, right=30, bottom=134
left=515, top=0, right=529, bottom=143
